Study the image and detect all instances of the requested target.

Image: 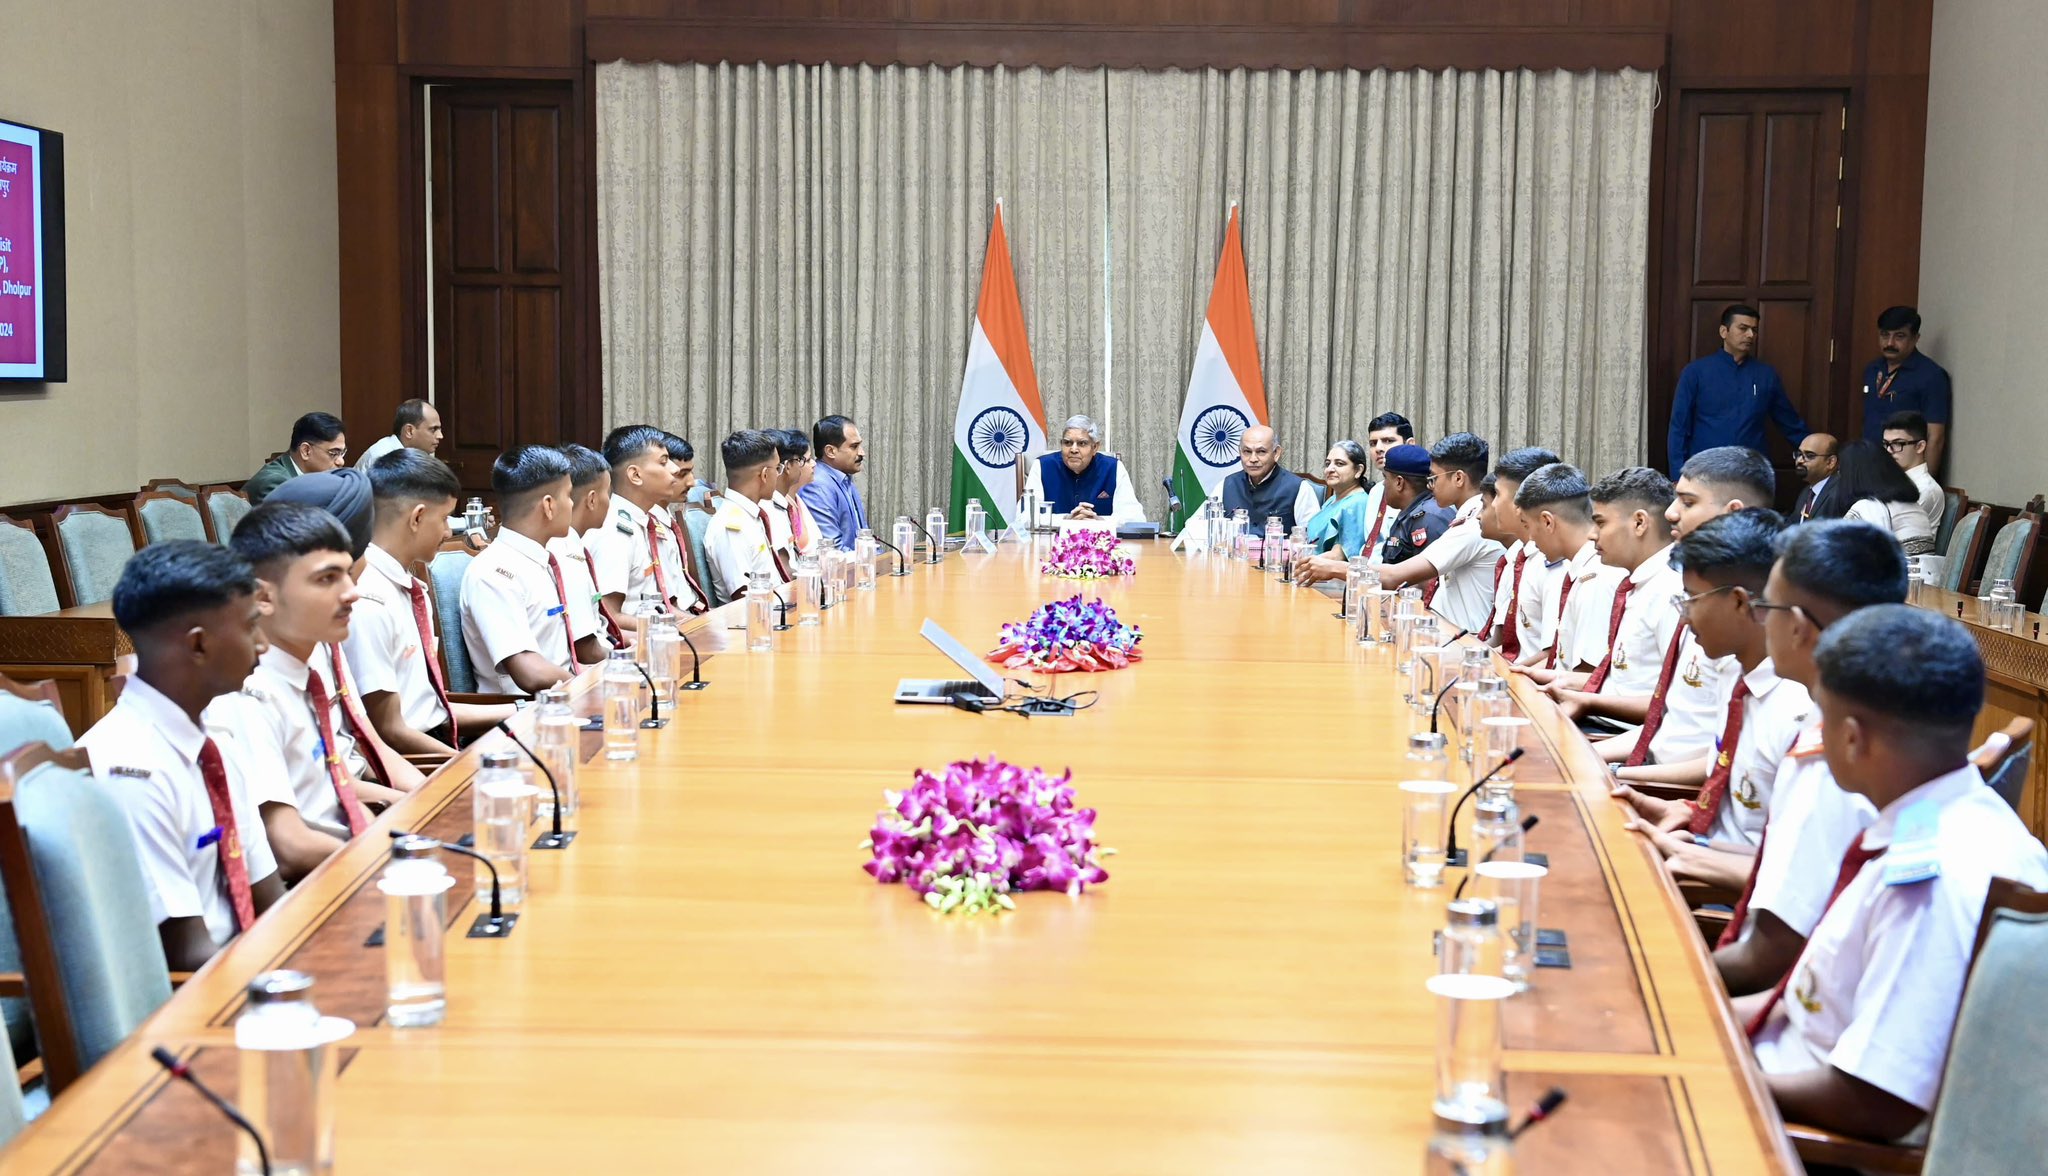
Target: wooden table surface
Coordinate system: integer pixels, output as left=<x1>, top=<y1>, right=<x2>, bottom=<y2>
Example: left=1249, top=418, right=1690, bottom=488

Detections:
left=0, top=543, right=1797, bottom=1174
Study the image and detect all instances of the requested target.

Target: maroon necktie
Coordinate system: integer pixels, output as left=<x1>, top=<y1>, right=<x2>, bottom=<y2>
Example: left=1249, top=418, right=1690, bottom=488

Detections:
left=1544, top=572, right=1578, bottom=669
left=197, top=738, right=257, bottom=931
left=1580, top=577, right=1637, bottom=694
left=544, top=553, right=579, bottom=665
left=661, top=517, right=711, bottom=614
left=1688, top=677, right=1752, bottom=836
left=1480, top=554, right=1507, bottom=641
left=580, top=550, right=627, bottom=646
left=303, top=665, right=374, bottom=837
left=1500, top=551, right=1529, bottom=660
left=1746, top=834, right=1884, bottom=1038
left=1625, top=622, right=1692, bottom=768
left=404, top=580, right=457, bottom=744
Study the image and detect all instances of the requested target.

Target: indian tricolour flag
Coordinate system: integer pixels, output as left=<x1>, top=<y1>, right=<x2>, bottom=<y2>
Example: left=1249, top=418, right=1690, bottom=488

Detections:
left=949, top=203, right=1047, bottom=533
left=1169, top=203, right=1269, bottom=535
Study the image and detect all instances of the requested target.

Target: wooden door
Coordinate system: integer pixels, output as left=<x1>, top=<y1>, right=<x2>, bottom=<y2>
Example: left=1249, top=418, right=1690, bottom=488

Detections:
left=430, top=84, right=577, bottom=494
left=1657, top=90, right=1847, bottom=501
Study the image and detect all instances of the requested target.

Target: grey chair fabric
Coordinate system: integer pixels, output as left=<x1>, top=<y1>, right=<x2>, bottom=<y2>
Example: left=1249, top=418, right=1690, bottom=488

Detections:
left=681, top=509, right=718, bottom=606
left=0, top=697, right=72, bottom=1067
left=1936, top=489, right=1965, bottom=555
left=1980, top=516, right=2035, bottom=590
left=54, top=512, right=136, bottom=607
left=136, top=496, right=208, bottom=545
left=0, top=991, right=23, bottom=1146
left=1986, top=742, right=2032, bottom=813
left=428, top=550, right=475, bottom=693
left=0, top=525, right=59, bottom=617
left=1938, top=510, right=1984, bottom=592
left=204, top=491, right=252, bottom=545
left=1921, top=901, right=2048, bottom=1175
left=1, top=759, right=173, bottom=1081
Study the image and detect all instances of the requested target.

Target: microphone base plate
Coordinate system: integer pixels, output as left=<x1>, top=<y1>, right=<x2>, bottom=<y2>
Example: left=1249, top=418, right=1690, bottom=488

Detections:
left=1444, top=850, right=1549, bottom=870
left=469, top=913, right=519, bottom=939
left=680, top=681, right=710, bottom=691
left=532, top=830, right=577, bottom=850
left=638, top=717, right=670, bottom=729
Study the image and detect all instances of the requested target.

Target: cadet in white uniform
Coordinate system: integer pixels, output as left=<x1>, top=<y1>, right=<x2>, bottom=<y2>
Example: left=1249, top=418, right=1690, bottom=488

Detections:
left=704, top=429, right=793, bottom=604
left=1546, top=468, right=1680, bottom=731
left=1373, top=433, right=1503, bottom=636
left=555, top=444, right=622, bottom=653
left=79, top=540, right=284, bottom=971
left=764, top=428, right=822, bottom=560
left=1507, top=463, right=1621, bottom=674
left=1745, top=606, right=2048, bottom=1143
left=461, top=444, right=605, bottom=695
left=586, top=425, right=706, bottom=624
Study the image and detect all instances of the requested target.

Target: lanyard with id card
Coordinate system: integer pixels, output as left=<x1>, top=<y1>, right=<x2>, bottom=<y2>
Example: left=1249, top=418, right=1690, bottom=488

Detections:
left=1882, top=800, right=1943, bottom=886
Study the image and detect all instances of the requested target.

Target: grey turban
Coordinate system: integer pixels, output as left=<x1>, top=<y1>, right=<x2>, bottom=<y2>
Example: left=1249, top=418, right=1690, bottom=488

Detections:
left=266, top=469, right=374, bottom=560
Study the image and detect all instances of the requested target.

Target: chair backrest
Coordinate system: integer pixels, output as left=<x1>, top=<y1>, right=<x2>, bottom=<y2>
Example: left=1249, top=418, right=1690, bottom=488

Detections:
left=1979, top=513, right=2040, bottom=594
left=427, top=550, right=476, bottom=692
left=1970, top=718, right=2035, bottom=814
left=1922, top=879, right=2048, bottom=1176
left=0, top=514, right=60, bottom=618
left=1938, top=506, right=1990, bottom=593
left=133, top=491, right=209, bottom=545
left=50, top=505, right=140, bottom=608
left=0, top=674, right=73, bottom=758
left=198, top=485, right=252, bottom=544
left=0, top=743, right=174, bottom=1094
left=140, top=478, right=200, bottom=501
left=681, top=508, right=720, bottom=606
left=1936, top=487, right=1968, bottom=555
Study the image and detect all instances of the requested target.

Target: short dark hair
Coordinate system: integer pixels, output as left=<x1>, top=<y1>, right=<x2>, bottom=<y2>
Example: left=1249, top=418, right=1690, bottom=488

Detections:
left=662, top=432, right=695, bottom=464
left=231, top=502, right=354, bottom=580
left=1514, top=462, right=1592, bottom=523
left=1429, top=432, right=1489, bottom=481
left=491, top=444, right=573, bottom=513
left=289, top=412, right=346, bottom=450
left=1678, top=446, right=1775, bottom=506
left=1812, top=439, right=1918, bottom=516
left=812, top=414, right=857, bottom=456
left=1479, top=472, right=1499, bottom=500
left=721, top=429, right=778, bottom=478
left=602, top=425, right=671, bottom=471
left=1589, top=467, right=1676, bottom=516
left=1876, top=305, right=1922, bottom=334
left=1366, top=412, right=1414, bottom=440
left=1721, top=304, right=1760, bottom=328
left=369, top=448, right=461, bottom=505
left=1675, top=509, right=1785, bottom=588
left=392, top=399, right=432, bottom=433
left=1494, top=446, right=1563, bottom=483
left=1816, top=604, right=1981, bottom=743
left=1774, top=520, right=1909, bottom=615
left=769, top=429, right=809, bottom=462
left=1881, top=410, right=1929, bottom=443
left=112, top=541, right=257, bottom=636
left=562, top=443, right=609, bottom=491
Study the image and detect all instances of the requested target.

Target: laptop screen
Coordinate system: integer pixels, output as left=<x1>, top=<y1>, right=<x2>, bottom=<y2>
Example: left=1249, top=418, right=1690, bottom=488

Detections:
left=919, top=618, right=1006, bottom=700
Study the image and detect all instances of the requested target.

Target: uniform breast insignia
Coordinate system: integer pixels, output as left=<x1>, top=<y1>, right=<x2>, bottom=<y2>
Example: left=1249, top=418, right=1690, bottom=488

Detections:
left=1733, top=773, right=1762, bottom=809
left=106, top=765, right=152, bottom=780
left=240, top=684, right=269, bottom=703
left=493, top=565, right=519, bottom=581
left=1681, top=656, right=1705, bottom=689
left=1612, top=642, right=1630, bottom=671
left=1794, top=965, right=1822, bottom=1015
left=615, top=521, right=635, bottom=535
left=1410, top=527, right=1428, bottom=545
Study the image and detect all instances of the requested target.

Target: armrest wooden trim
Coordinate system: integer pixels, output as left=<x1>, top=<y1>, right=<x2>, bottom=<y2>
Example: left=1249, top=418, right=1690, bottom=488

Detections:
left=1786, top=1123, right=1924, bottom=1173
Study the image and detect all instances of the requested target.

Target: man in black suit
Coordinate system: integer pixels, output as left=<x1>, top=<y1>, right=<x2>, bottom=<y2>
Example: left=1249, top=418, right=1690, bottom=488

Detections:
left=1790, top=433, right=1839, bottom=522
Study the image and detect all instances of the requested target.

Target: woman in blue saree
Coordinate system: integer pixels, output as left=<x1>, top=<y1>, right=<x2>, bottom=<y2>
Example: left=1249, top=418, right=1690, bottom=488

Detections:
left=1304, top=440, right=1375, bottom=556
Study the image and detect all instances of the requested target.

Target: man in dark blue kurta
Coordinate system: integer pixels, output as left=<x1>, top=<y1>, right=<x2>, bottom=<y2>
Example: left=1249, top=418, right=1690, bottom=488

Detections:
left=1858, top=305, right=1952, bottom=471
left=1667, top=304, right=1810, bottom=475
left=1023, top=415, right=1146, bottom=526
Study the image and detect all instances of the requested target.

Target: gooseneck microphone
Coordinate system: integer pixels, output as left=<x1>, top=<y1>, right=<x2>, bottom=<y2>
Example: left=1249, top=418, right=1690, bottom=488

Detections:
left=1444, top=747, right=1527, bottom=867
left=873, top=533, right=913, bottom=576
left=629, top=661, right=665, bottom=728
left=1510, top=1087, right=1569, bottom=1139
left=915, top=523, right=946, bottom=564
left=772, top=594, right=794, bottom=632
left=1429, top=674, right=1463, bottom=734
left=497, top=722, right=572, bottom=850
left=152, top=1046, right=272, bottom=1175
left=391, top=830, right=516, bottom=937
left=676, top=624, right=707, bottom=691
left=1453, top=815, right=1541, bottom=899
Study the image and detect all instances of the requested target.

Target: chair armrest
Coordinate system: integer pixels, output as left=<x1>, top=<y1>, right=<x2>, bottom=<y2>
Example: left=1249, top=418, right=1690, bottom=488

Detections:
left=1677, top=878, right=1743, bottom=909
left=169, top=971, right=193, bottom=988
left=402, top=753, right=452, bottom=769
left=1786, top=1123, right=1924, bottom=1174
left=1634, top=782, right=1702, bottom=803
left=449, top=693, right=523, bottom=706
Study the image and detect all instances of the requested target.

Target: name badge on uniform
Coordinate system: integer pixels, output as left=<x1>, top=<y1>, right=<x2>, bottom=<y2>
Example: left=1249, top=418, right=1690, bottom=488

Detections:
left=1882, top=801, right=1942, bottom=886
left=196, top=825, right=224, bottom=851
left=546, top=605, right=566, bottom=618
left=107, top=765, right=152, bottom=780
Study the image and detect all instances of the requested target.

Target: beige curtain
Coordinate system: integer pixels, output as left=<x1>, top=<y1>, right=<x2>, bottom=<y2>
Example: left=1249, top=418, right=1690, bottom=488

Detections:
left=1108, top=68, right=1656, bottom=519
left=596, top=62, right=1108, bottom=526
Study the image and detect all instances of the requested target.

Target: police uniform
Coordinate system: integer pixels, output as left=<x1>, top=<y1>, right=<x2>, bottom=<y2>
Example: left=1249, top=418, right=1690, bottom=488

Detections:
left=1548, top=540, right=1623, bottom=671
left=343, top=543, right=452, bottom=738
left=582, top=494, right=706, bottom=616
left=1699, top=657, right=1812, bottom=848
left=208, top=644, right=369, bottom=841
left=1420, top=495, right=1506, bottom=635
left=1737, top=721, right=1878, bottom=943
left=1378, top=495, right=1453, bottom=566
left=1592, top=544, right=1684, bottom=701
left=1751, top=764, right=2048, bottom=1121
left=460, top=527, right=596, bottom=695
left=705, top=492, right=790, bottom=604
left=79, top=677, right=279, bottom=947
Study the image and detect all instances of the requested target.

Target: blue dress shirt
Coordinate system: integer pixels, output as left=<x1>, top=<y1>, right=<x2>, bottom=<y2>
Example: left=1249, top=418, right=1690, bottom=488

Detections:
left=1668, top=349, right=1809, bottom=473
left=797, top=462, right=868, bottom=550
left=1859, top=351, right=1952, bottom=443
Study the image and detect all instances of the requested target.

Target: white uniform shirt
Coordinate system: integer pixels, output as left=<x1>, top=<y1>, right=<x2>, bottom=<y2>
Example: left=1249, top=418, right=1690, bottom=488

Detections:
left=343, top=543, right=449, bottom=734
left=1361, top=482, right=1395, bottom=567
left=1550, top=539, right=1623, bottom=671
left=210, top=644, right=364, bottom=841
left=461, top=527, right=593, bottom=695
left=1744, top=720, right=1878, bottom=939
left=1906, top=464, right=1944, bottom=526
left=1752, top=765, right=2048, bottom=1114
left=705, top=493, right=788, bottom=604
left=1421, top=495, right=1505, bottom=635
left=764, top=491, right=820, bottom=559
left=80, top=678, right=279, bottom=946
left=1595, top=544, right=1685, bottom=700
left=582, top=494, right=703, bottom=614
left=549, top=531, right=605, bottom=659
left=1519, top=555, right=1566, bottom=657
left=1704, top=657, right=1813, bottom=848
left=1023, top=459, right=1149, bottom=527
left=1488, top=541, right=1530, bottom=639
left=353, top=433, right=403, bottom=469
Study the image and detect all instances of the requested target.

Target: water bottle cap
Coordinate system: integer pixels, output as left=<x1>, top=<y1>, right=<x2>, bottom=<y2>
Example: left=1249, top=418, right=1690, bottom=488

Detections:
left=541, top=687, right=569, bottom=704
left=1408, top=732, right=1449, bottom=752
left=1445, top=898, right=1499, bottom=927
left=481, top=751, right=521, bottom=770
left=390, top=834, right=440, bottom=860
left=609, top=649, right=636, bottom=662
left=247, top=970, right=315, bottom=1003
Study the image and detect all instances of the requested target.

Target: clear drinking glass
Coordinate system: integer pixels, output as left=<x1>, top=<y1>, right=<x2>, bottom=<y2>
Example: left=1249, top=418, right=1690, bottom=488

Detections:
left=892, top=516, right=919, bottom=567
left=1425, top=1117, right=1514, bottom=1175
left=1481, top=715, right=1532, bottom=777
left=1428, top=972, right=1517, bottom=1127
left=602, top=650, right=641, bottom=761
left=534, top=687, right=579, bottom=825
left=1466, top=678, right=1510, bottom=764
left=626, top=591, right=658, bottom=667
left=473, top=751, right=538, bottom=908
left=855, top=528, right=879, bottom=589
left=794, top=553, right=823, bottom=625
left=237, top=971, right=343, bottom=1176
left=1477, top=860, right=1547, bottom=992
left=379, top=836, right=452, bottom=1028
left=1394, top=609, right=1423, bottom=677
left=747, top=569, right=776, bottom=651
left=1401, top=779, right=1457, bottom=887
left=645, top=613, right=681, bottom=710
left=1438, top=896, right=1503, bottom=977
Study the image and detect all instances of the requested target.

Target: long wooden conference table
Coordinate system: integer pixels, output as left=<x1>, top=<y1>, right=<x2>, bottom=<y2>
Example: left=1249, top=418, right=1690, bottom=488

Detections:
left=0, top=542, right=1797, bottom=1173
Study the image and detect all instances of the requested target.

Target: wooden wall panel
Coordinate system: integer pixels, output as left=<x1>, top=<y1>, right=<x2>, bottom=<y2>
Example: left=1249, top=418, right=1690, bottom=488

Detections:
left=398, top=0, right=578, bottom=68
left=1669, top=0, right=1858, bottom=82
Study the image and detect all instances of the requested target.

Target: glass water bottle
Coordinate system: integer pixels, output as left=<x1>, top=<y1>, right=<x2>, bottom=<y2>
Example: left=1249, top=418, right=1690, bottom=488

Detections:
left=747, top=569, right=776, bottom=652
left=645, top=612, right=681, bottom=712
left=534, top=686, right=579, bottom=825
left=795, top=553, right=823, bottom=624
left=472, top=751, right=537, bottom=907
left=602, top=649, right=642, bottom=761
left=924, top=507, right=946, bottom=561
left=236, top=971, right=343, bottom=1176
left=1470, top=780, right=1525, bottom=871
left=891, top=516, right=918, bottom=569
left=854, top=528, right=878, bottom=589
left=379, top=835, right=452, bottom=1028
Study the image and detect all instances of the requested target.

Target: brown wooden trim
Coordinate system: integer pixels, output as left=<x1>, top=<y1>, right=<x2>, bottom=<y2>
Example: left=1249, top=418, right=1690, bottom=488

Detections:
left=129, top=491, right=206, bottom=545
left=585, top=18, right=1669, bottom=72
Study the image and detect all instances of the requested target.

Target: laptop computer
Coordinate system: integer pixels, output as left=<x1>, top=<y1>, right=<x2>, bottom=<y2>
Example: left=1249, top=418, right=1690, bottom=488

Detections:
left=894, top=618, right=1006, bottom=705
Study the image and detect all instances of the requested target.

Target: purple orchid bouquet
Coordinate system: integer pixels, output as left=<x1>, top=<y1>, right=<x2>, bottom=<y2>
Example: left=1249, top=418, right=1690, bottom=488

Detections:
left=863, top=757, right=1113, bottom=915
left=1039, top=528, right=1136, bottom=578
left=988, top=595, right=1143, bottom=673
